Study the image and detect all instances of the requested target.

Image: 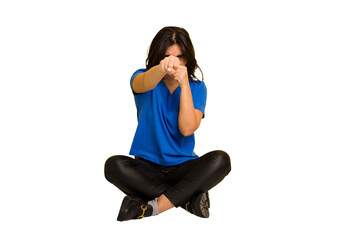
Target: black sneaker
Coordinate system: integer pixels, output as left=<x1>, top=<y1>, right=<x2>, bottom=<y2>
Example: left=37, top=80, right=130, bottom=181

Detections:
left=117, top=196, right=153, bottom=221
left=181, top=192, right=210, bottom=218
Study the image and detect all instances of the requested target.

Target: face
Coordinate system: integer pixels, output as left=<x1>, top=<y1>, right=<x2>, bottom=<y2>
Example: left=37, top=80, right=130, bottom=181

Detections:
left=165, top=44, right=187, bottom=66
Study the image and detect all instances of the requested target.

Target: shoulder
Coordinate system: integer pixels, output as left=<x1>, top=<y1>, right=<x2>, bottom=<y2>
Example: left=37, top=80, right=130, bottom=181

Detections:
left=189, top=78, right=206, bottom=87
left=131, top=68, right=147, bottom=80
left=189, top=79, right=207, bottom=93
left=130, top=68, right=148, bottom=95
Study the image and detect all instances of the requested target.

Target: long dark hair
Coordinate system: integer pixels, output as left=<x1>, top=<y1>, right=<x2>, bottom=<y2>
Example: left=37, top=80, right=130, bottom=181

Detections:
left=146, top=26, right=203, bottom=81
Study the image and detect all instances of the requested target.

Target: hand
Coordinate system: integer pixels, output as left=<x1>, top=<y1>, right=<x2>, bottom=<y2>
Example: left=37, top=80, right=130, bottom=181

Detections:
left=159, top=56, right=188, bottom=87
left=160, top=55, right=180, bottom=74
left=173, top=65, right=188, bottom=87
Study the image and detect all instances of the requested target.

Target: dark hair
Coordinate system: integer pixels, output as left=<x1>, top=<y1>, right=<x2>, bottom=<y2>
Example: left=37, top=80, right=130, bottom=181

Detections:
left=146, top=26, right=203, bottom=81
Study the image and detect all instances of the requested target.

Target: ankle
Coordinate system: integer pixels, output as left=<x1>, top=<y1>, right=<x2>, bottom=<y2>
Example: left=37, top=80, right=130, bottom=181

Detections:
left=157, top=194, right=174, bottom=213
left=147, top=199, right=159, bottom=216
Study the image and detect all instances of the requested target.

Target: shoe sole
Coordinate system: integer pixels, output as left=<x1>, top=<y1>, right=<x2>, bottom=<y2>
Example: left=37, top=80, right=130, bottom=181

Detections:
left=200, top=192, right=210, bottom=218
left=192, top=192, right=210, bottom=218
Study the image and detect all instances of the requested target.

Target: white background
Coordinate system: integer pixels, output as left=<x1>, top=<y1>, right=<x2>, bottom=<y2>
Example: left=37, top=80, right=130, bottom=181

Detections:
left=1, top=0, right=359, bottom=239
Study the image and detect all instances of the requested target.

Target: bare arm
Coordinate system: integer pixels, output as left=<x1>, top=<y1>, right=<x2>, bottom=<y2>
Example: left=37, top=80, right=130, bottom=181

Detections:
left=132, top=56, right=179, bottom=93
left=174, top=66, right=203, bottom=137
left=178, top=84, right=203, bottom=136
left=132, top=65, right=165, bottom=93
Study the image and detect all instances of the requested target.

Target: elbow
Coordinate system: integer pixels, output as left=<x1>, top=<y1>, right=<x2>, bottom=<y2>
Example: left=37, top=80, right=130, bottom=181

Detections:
left=178, top=115, right=201, bottom=137
left=179, top=125, right=198, bottom=137
left=181, top=129, right=194, bottom=137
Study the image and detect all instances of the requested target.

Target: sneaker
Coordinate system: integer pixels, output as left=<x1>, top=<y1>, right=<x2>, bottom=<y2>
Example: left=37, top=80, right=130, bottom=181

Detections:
left=117, top=196, right=153, bottom=221
left=181, top=192, right=210, bottom=218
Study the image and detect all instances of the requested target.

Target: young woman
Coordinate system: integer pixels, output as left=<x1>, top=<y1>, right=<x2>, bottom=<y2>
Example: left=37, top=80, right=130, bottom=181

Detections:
left=104, top=26, right=231, bottom=221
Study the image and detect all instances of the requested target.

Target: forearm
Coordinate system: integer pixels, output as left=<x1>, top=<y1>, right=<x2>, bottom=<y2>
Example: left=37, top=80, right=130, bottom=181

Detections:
left=178, top=84, right=200, bottom=137
left=143, top=65, right=166, bottom=90
left=133, top=65, right=165, bottom=93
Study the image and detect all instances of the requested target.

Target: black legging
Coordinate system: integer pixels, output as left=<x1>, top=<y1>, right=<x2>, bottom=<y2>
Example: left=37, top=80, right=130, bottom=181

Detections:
left=104, top=150, right=231, bottom=207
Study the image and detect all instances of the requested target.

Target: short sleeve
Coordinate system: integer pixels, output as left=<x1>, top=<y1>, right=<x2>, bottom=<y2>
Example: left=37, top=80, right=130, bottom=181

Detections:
left=192, top=81, right=207, bottom=118
left=130, top=68, right=147, bottom=94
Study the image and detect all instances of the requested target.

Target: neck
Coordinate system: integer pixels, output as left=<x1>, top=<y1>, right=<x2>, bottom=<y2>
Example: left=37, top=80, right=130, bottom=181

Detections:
left=162, top=76, right=177, bottom=86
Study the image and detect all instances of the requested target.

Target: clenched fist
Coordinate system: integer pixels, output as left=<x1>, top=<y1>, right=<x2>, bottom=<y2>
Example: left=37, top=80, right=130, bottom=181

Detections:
left=160, top=55, right=180, bottom=74
left=172, top=65, right=188, bottom=87
left=160, top=55, right=188, bottom=87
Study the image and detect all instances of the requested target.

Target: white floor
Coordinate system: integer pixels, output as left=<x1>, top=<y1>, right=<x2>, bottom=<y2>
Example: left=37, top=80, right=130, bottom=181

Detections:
left=1, top=1, right=359, bottom=239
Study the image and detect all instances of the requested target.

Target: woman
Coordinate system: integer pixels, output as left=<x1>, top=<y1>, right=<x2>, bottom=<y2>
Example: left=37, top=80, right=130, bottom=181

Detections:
left=104, top=26, right=231, bottom=221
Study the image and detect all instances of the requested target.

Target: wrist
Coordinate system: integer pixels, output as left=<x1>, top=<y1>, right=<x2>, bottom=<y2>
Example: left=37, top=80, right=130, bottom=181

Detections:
left=179, top=80, right=190, bottom=89
left=156, top=64, right=167, bottom=75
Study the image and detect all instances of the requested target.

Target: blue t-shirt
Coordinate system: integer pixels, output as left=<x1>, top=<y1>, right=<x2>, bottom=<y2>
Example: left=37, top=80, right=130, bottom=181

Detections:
left=129, top=68, right=207, bottom=166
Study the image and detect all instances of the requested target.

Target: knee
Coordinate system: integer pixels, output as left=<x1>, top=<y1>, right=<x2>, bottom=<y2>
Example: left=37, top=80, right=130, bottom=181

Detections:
left=211, top=150, right=231, bottom=175
left=104, top=155, right=131, bottom=181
